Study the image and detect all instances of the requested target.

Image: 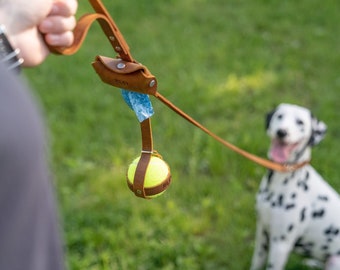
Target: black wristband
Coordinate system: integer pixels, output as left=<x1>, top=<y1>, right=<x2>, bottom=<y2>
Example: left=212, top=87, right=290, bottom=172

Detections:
left=0, top=25, right=24, bottom=71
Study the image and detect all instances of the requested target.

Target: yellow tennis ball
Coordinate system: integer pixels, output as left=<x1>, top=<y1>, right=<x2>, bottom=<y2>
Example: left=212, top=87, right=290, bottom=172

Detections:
left=127, top=155, right=171, bottom=199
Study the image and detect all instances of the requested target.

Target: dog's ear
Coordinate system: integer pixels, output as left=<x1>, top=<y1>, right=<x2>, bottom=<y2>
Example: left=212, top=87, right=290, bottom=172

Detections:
left=309, top=114, right=327, bottom=146
left=265, top=108, right=276, bottom=130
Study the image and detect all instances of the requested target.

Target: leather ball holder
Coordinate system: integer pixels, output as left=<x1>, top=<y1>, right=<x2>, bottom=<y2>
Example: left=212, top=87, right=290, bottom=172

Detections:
left=92, top=56, right=157, bottom=96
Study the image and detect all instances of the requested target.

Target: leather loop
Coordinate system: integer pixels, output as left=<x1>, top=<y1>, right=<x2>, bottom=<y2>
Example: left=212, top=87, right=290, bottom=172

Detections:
left=49, top=13, right=104, bottom=55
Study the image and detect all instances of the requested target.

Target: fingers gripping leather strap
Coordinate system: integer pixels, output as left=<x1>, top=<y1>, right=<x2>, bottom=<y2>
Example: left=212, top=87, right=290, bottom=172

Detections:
left=50, top=7, right=132, bottom=61
left=50, top=13, right=106, bottom=55
left=132, top=118, right=153, bottom=198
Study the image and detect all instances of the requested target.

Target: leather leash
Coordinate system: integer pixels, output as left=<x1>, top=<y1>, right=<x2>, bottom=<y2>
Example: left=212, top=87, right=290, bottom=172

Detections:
left=51, top=0, right=309, bottom=174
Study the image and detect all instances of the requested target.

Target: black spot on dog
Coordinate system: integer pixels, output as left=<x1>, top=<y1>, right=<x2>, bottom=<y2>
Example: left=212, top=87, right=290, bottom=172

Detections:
left=266, top=192, right=274, bottom=201
left=296, top=118, right=305, bottom=132
left=305, top=171, right=310, bottom=180
left=260, top=230, right=269, bottom=253
left=295, top=237, right=304, bottom=247
left=278, top=194, right=284, bottom=207
left=271, top=194, right=288, bottom=208
left=300, top=207, right=307, bottom=222
left=288, top=224, right=294, bottom=232
left=283, top=177, right=290, bottom=185
left=261, top=243, right=268, bottom=253
left=297, top=180, right=309, bottom=191
left=264, top=170, right=274, bottom=191
left=263, top=229, right=269, bottom=239
left=262, top=229, right=269, bottom=251
left=324, top=225, right=339, bottom=236
left=285, top=203, right=296, bottom=210
left=291, top=193, right=297, bottom=199
left=312, top=209, right=325, bottom=219
left=306, top=242, right=314, bottom=248
left=283, top=173, right=296, bottom=186
left=297, top=171, right=310, bottom=192
left=318, top=195, right=329, bottom=201
left=321, top=245, right=329, bottom=250
left=294, top=237, right=314, bottom=256
left=325, top=226, right=333, bottom=235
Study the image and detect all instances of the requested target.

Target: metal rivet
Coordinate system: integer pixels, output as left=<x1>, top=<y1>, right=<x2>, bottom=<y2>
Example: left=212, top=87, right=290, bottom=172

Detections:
left=117, top=62, right=126, bottom=69
left=109, top=36, right=115, bottom=41
left=149, top=79, right=156, bottom=87
left=115, top=46, right=122, bottom=52
left=136, top=190, right=142, bottom=195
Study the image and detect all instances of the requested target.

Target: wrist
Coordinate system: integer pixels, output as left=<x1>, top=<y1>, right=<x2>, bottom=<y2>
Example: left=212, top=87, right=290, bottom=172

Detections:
left=0, top=25, right=24, bottom=72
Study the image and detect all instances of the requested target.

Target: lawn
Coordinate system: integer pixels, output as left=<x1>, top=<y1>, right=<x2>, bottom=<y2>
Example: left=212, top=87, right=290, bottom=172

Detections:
left=25, top=0, right=340, bottom=269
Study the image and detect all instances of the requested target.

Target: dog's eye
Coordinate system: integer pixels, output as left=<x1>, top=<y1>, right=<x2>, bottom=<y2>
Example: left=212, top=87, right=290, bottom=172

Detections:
left=277, top=114, right=283, bottom=120
left=296, top=119, right=304, bottom=126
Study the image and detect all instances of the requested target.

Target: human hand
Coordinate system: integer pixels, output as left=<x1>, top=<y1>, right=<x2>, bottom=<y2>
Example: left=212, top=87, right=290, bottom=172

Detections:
left=0, top=0, right=78, bottom=67
left=39, top=0, right=78, bottom=48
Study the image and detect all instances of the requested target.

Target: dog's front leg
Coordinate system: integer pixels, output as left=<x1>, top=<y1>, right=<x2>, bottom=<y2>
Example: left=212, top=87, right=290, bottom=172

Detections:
left=266, top=238, right=293, bottom=270
left=250, top=222, right=268, bottom=270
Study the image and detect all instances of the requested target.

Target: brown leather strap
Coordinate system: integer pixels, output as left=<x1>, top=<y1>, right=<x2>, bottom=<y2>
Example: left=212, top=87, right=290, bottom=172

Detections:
left=50, top=0, right=309, bottom=173
left=132, top=152, right=150, bottom=198
left=89, top=0, right=132, bottom=61
left=132, top=118, right=153, bottom=198
left=140, top=117, right=153, bottom=152
left=130, top=118, right=171, bottom=198
left=154, top=92, right=310, bottom=173
left=50, top=1, right=132, bottom=61
left=127, top=172, right=171, bottom=197
left=49, top=13, right=101, bottom=55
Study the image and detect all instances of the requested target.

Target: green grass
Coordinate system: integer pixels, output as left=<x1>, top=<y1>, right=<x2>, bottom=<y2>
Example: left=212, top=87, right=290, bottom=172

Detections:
left=24, top=0, right=340, bottom=269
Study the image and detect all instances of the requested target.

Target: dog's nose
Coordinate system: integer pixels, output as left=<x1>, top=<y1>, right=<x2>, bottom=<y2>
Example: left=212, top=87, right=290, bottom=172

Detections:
left=277, top=129, right=287, bottom=138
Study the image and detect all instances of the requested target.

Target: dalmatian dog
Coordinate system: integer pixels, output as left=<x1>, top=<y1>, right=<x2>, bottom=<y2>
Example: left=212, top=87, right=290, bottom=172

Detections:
left=250, top=103, right=340, bottom=270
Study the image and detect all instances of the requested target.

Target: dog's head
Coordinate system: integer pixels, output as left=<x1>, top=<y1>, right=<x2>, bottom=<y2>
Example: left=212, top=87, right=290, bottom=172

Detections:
left=265, top=103, right=327, bottom=164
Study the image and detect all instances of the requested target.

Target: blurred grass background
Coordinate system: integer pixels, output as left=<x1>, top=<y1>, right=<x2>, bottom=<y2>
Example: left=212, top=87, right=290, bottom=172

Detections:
left=24, top=0, right=340, bottom=269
